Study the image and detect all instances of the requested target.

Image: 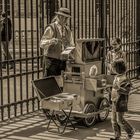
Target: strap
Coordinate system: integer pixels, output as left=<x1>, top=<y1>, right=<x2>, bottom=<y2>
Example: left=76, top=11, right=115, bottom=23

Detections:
left=44, top=22, right=57, bottom=38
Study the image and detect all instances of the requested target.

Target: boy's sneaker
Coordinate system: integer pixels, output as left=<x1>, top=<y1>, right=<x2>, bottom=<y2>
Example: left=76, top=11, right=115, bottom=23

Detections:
left=126, top=129, right=135, bottom=140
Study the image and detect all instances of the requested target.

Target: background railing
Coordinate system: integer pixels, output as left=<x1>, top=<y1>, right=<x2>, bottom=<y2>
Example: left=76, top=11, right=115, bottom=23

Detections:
left=0, top=0, right=139, bottom=122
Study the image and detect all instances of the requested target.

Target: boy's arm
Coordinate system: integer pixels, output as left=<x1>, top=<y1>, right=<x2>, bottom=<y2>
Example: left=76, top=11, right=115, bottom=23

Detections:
left=118, top=79, right=132, bottom=95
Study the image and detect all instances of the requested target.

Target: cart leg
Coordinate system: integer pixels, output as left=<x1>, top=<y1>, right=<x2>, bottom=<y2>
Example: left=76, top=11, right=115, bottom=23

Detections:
left=61, top=107, right=75, bottom=133
left=46, top=110, right=60, bottom=132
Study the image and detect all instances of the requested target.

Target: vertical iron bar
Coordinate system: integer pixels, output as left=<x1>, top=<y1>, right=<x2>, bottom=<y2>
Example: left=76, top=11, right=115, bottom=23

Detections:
left=0, top=3, right=4, bottom=120
left=89, top=0, right=91, bottom=38
left=36, top=0, right=40, bottom=109
left=95, top=0, right=97, bottom=37
left=36, top=0, right=39, bottom=79
left=85, top=0, right=87, bottom=38
left=24, top=0, right=29, bottom=113
left=136, top=0, right=140, bottom=78
left=73, top=0, right=76, bottom=40
left=39, top=0, right=44, bottom=69
left=60, top=0, right=63, bottom=7
left=30, top=0, right=35, bottom=112
left=91, top=0, right=95, bottom=38
left=69, top=0, right=71, bottom=30
left=11, top=0, right=17, bottom=117
left=18, top=0, right=23, bottom=115
left=111, top=0, right=113, bottom=38
left=108, top=0, right=110, bottom=44
left=121, top=0, right=122, bottom=40
left=77, top=0, right=80, bottom=39
left=114, top=0, right=116, bottom=37
left=117, top=0, right=119, bottom=37
left=101, top=0, right=107, bottom=74
left=5, top=0, right=11, bottom=119
left=81, top=0, right=83, bottom=38
left=134, top=0, right=137, bottom=78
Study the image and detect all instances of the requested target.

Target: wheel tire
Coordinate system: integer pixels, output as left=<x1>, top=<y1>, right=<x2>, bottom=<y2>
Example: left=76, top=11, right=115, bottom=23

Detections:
left=82, top=102, right=96, bottom=127
left=97, top=97, right=110, bottom=122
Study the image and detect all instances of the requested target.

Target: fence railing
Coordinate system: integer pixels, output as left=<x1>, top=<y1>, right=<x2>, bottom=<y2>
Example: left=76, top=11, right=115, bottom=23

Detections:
left=0, top=0, right=139, bottom=122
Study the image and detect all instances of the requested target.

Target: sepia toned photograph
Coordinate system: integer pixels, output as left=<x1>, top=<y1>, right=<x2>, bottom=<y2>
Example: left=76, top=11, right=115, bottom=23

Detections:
left=0, top=0, right=140, bottom=140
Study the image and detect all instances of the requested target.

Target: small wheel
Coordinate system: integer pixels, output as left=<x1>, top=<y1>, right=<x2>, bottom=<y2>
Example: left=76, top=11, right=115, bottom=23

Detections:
left=56, top=114, right=67, bottom=124
left=82, top=102, right=96, bottom=127
left=97, top=97, right=110, bottom=122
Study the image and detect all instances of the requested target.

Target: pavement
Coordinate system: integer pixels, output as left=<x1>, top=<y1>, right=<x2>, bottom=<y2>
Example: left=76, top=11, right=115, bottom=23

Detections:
left=0, top=111, right=140, bottom=140
left=1, top=72, right=140, bottom=140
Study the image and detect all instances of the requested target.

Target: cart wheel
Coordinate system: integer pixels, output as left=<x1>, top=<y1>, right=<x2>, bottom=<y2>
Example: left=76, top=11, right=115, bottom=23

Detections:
left=97, top=97, right=110, bottom=122
left=56, top=114, right=67, bottom=124
left=82, top=102, right=96, bottom=127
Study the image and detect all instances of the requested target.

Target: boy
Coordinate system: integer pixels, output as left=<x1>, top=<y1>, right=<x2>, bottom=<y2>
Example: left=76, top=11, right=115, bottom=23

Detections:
left=110, top=59, right=135, bottom=140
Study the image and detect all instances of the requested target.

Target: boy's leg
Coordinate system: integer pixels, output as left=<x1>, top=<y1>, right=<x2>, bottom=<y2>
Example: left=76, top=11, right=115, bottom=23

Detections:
left=111, top=103, right=121, bottom=139
left=117, top=112, right=135, bottom=139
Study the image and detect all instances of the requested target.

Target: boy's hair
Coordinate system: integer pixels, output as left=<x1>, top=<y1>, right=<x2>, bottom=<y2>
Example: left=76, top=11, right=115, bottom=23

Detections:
left=112, top=59, right=126, bottom=74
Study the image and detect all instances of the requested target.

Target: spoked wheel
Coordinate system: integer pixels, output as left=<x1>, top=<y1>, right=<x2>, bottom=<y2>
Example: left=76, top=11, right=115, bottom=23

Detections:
left=82, top=102, right=96, bottom=127
left=97, top=97, right=110, bottom=122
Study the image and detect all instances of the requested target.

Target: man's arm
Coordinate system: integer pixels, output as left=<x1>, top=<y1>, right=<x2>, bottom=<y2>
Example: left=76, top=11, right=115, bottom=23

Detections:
left=69, top=31, right=75, bottom=47
left=65, top=25, right=75, bottom=47
left=40, top=26, right=54, bottom=49
left=40, top=25, right=61, bottom=50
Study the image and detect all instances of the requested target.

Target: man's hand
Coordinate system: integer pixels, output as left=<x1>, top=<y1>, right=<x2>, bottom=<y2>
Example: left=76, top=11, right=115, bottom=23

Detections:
left=51, top=38, right=62, bottom=45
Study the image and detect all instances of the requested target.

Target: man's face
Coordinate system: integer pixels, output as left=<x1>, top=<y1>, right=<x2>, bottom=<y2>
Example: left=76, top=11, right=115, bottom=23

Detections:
left=59, top=15, right=69, bottom=25
left=112, top=44, right=120, bottom=51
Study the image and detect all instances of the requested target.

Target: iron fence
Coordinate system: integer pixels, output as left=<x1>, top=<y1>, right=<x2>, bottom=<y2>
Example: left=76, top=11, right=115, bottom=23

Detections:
left=59, top=0, right=139, bottom=78
left=0, top=0, right=43, bottom=121
left=0, top=0, right=139, bottom=121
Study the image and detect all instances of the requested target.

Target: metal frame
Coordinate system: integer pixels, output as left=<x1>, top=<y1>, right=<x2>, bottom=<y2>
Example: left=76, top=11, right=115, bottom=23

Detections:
left=0, top=0, right=139, bottom=122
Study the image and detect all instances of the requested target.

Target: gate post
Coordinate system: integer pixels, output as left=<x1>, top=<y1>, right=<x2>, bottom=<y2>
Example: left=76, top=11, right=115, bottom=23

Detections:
left=136, top=0, right=140, bottom=78
left=100, top=0, right=107, bottom=74
left=0, top=12, right=1, bottom=70
left=46, top=0, right=59, bottom=24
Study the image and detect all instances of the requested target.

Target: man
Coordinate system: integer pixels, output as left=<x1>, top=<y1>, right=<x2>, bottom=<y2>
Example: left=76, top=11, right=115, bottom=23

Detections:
left=1, top=12, right=13, bottom=69
left=40, top=7, right=75, bottom=77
